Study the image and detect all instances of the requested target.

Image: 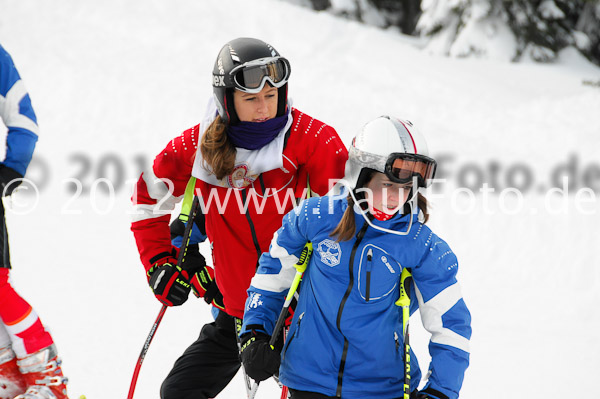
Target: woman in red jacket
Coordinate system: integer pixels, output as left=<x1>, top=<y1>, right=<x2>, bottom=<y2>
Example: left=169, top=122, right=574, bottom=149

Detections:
left=131, top=37, right=348, bottom=399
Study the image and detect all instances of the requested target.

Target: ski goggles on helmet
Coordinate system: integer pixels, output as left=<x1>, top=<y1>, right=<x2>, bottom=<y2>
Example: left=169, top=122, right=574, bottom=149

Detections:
left=385, top=153, right=437, bottom=187
left=349, top=146, right=437, bottom=188
left=230, top=56, right=291, bottom=94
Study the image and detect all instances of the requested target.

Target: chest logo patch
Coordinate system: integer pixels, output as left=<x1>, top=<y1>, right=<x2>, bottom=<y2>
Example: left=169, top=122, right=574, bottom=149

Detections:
left=227, top=163, right=258, bottom=189
left=317, top=239, right=342, bottom=267
left=381, top=256, right=396, bottom=274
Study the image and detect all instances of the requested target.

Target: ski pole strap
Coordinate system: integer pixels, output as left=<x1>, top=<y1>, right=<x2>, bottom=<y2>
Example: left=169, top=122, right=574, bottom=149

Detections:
left=178, top=177, right=198, bottom=223
left=395, top=268, right=412, bottom=308
left=234, top=317, right=243, bottom=341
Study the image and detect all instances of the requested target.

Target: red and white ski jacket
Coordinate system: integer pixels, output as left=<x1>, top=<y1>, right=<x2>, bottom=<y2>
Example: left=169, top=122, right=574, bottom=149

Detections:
left=131, top=108, right=348, bottom=318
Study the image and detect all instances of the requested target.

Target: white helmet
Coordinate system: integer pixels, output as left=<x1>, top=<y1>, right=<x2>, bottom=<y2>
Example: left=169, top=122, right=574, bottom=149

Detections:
left=336, top=116, right=437, bottom=236
left=343, top=115, right=436, bottom=191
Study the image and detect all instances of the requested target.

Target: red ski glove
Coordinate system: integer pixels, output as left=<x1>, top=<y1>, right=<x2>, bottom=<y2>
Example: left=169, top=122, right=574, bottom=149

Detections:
left=147, top=246, right=223, bottom=308
left=147, top=259, right=193, bottom=306
left=191, top=265, right=225, bottom=310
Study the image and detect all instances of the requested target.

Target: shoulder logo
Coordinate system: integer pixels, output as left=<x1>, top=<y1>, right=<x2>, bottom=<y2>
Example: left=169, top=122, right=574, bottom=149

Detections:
left=317, top=239, right=342, bottom=267
left=247, top=292, right=263, bottom=310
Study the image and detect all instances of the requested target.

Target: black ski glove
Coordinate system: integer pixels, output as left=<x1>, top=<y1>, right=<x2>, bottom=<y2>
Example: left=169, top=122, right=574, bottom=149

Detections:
left=412, top=388, right=449, bottom=399
left=0, top=165, right=23, bottom=196
left=240, top=328, right=281, bottom=382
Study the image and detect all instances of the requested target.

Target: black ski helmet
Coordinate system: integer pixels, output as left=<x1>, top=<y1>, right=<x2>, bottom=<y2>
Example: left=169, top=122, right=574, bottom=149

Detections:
left=212, top=38, right=291, bottom=125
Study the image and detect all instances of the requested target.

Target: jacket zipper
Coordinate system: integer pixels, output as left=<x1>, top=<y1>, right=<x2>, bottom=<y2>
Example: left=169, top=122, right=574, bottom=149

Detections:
left=366, top=248, right=373, bottom=302
left=282, top=312, right=304, bottom=360
left=241, top=189, right=262, bottom=265
left=335, top=220, right=369, bottom=397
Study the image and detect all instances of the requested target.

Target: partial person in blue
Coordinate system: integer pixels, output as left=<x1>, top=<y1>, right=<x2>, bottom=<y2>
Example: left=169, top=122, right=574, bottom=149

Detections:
left=240, top=116, right=471, bottom=399
left=0, top=44, right=70, bottom=399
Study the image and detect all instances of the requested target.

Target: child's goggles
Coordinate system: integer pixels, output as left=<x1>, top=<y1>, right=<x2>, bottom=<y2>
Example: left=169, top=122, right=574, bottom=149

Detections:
left=349, top=146, right=437, bottom=188
left=230, top=56, right=291, bottom=94
left=385, top=153, right=437, bottom=187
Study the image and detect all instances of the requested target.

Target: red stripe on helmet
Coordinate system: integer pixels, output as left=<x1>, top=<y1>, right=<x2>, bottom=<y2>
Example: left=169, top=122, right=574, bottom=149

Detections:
left=397, top=119, right=417, bottom=153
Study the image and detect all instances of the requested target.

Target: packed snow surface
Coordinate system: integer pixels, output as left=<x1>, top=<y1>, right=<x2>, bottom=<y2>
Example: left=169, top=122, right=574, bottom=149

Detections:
left=1, top=1, right=599, bottom=398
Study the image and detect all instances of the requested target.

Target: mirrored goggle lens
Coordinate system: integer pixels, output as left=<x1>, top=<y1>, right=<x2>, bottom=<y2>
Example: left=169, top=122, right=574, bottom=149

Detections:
left=387, top=155, right=436, bottom=186
left=234, top=59, right=288, bottom=90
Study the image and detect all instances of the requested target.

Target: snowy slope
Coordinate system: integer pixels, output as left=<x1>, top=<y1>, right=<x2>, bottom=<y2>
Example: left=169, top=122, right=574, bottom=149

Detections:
left=0, top=0, right=599, bottom=398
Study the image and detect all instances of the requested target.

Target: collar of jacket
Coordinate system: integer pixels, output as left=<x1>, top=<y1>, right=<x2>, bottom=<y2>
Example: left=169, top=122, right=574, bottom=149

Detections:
left=351, top=201, right=419, bottom=231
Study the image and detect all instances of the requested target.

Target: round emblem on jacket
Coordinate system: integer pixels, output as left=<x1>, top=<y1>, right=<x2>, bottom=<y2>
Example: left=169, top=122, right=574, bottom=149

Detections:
left=316, top=239, right=342, bottom=267
left=227, top=163, right=258, bottom=188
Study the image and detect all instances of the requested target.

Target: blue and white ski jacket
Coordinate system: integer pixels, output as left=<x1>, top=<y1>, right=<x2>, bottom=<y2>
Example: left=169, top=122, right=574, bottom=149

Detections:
left=0, top=44, right=39, bottom=176
left=243, top=195, right=471, bottom=399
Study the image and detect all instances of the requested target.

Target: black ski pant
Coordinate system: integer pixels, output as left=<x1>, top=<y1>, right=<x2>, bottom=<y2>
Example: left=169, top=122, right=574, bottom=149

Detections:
left=289, top=389, right=337, bottom=399
left=290, top=388, right=412, bottom=398
left=0, top=199, right=11, bottom=269
left=160, top=310, right=241, bottom=399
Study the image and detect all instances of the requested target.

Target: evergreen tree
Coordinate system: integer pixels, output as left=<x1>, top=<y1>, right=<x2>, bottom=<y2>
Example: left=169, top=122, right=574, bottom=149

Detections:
left=504, top=0, right=591, bottom=62
left=301, top=0, right=421, bottom=33
left=575, top=1, right=600, bottom=63
left=417, top=0, right=512, bottom=60
left=417, top=0, right=599, bottom=64
left=286, top=0, right=600, bottom=65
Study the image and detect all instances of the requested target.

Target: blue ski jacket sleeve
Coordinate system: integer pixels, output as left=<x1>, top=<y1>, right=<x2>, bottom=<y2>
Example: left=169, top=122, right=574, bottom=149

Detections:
left=171, top=222, right=208, bottom=248
left=0, top=44, right=39, bottom=176
left=243, top=195, right=471, bottom=399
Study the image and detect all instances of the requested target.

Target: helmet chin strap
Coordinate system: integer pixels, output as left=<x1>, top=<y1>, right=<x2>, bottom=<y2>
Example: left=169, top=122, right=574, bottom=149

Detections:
left=341, top=181, right=417, bottom=237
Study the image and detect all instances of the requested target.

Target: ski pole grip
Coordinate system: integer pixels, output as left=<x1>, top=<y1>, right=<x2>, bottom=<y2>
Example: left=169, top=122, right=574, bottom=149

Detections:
left=294, top=242, right=312, bottom=274
left=286, top=242, right=312, bottom=302
left=396, top=268, right=412, bottom=307
left=269, top=242, right=313, bottom=348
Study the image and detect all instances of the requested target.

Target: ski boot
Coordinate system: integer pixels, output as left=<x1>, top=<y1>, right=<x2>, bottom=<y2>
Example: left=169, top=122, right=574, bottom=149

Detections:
left=14, top=344, right=68, bottom=399
left=0, top=346, right=27, bottom=399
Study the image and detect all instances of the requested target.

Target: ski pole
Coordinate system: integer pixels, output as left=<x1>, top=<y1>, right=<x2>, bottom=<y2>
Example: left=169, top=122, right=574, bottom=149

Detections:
left=235, top=317, right=260, bottom=399
left=266, top=242, right=312, bottom=399
left=269, top=242, right=312, bottom=349
left=276, top=327, right=290, bottom=398
left=127, top=191, right=201, bottom=399
left=243, top=243, right=312, bottom=398
left=396, top=268, right=413, bottom=399
left=270, top=179, right=313, bottom=349
left=126, top=305, right=167, bottom=399
left=273, top=183, right=311, bottom=399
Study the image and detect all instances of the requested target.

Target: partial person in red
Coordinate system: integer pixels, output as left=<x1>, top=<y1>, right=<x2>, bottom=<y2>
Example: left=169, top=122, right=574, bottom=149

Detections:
left=131, top=37, right=348, bottom=399
left=0, top=44, right=69, bottom=399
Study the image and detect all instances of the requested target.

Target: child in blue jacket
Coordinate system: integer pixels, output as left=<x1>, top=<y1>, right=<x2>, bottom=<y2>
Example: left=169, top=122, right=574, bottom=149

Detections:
left=240, top=116, right=471, bottom=399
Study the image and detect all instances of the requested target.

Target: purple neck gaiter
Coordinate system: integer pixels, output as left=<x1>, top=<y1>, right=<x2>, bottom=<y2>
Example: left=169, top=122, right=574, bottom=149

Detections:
left=227, top=113, right=288, bottom=150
